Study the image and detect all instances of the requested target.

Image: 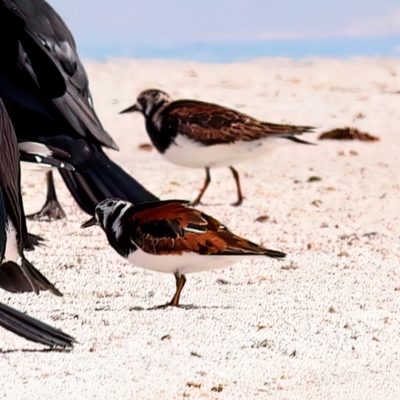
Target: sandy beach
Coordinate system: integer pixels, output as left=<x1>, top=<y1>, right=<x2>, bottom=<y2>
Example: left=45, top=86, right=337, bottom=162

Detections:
left=1, top=57, right=400, bottom=399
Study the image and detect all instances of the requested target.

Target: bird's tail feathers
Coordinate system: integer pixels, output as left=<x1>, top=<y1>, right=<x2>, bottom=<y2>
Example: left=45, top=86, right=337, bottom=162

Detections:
left=0, top=302, right=75, bottom=347
left=261, top=121, right=315, bottom=133
left=281, top=135, right=316, bottom=145
left=58, top=154, right=158, bottom=215
left=0, top=258, right=62, bottom=296
left=263, top=249, right=286, bottom=258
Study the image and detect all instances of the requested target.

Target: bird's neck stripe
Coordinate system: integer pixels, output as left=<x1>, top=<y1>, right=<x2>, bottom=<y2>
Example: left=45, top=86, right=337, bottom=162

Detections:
left=111, top=203, right=132, bottom=239
left=151, top=103, right=169, bottom=131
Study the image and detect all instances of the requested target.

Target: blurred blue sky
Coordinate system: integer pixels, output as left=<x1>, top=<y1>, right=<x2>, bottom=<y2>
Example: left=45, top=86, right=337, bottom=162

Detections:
left=47, top=0, right=400, bottom=61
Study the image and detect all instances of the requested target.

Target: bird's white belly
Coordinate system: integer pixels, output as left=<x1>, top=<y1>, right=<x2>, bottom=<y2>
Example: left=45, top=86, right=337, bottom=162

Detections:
left=163, top=135, right=275, bottom=168
left=127, top=248, right=263, bottom=274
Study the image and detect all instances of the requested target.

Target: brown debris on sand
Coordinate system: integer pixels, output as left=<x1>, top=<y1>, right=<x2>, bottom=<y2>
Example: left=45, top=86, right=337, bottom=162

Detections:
left=137, top=143, right=153, bottom=151
left=318, top=127, right=380, bottom=142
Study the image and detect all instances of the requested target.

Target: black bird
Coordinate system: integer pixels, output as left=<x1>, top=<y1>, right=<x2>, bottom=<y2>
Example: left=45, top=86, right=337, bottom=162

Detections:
left=0, top=99, right=61, bottom=296
left=0, top=98, right=74, bottom=347
left=82, top=198, right=285, bottom=307
left=0, top=0, right=157, bottom=219
left=121, top=89, right=314, bottom=206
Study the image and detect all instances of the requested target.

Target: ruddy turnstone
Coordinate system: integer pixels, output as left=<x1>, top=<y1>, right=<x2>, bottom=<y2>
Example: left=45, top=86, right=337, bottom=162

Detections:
left=81, top=198, right=286, bottom=307
left=1, top=0, right=157, bottom=220
left=120, top=89, right=314, bottom=206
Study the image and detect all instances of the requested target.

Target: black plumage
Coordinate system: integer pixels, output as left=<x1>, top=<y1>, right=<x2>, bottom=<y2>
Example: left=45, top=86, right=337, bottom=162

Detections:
left=0, top=98, right=74, bottom=347
left=0, top=0, right=157, bottom=218
left=0, top=302, right=75, bottom=347
left=0, top=99, right=61, bottom=296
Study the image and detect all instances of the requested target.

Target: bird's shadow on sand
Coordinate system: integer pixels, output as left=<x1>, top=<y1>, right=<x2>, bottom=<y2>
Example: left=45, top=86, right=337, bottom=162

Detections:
left=0, top=347, right=73, bottom=354
left=194, top=202, right=231, bottom=207
left=130, top=304, right=234, bottom=311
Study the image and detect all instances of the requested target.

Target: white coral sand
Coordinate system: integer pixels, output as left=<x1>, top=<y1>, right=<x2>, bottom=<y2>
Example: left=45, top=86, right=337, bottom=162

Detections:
left=1, top=57, right=400, bottom=399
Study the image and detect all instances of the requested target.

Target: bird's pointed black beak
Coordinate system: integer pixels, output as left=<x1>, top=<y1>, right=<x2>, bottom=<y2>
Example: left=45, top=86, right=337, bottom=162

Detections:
left=119, top=103, right=139, bottom=114
left=81, top=216, right=98, bottom=229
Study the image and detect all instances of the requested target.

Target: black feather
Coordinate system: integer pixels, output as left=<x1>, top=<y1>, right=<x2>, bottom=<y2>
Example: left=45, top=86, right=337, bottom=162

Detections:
left=0, top=0, right=158, bottom=214
left=0, top=302, right=75, bottom=347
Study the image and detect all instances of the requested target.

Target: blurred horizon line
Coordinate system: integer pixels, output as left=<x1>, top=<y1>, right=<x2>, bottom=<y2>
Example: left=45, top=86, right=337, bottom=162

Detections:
left=79, top=35, right=400, bottom=63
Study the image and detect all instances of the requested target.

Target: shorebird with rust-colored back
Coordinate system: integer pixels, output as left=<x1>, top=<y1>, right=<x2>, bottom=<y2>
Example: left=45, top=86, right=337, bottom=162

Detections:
left=81, top=198, right=286, bottom=308
left=121, top=89, right=315, bottom=206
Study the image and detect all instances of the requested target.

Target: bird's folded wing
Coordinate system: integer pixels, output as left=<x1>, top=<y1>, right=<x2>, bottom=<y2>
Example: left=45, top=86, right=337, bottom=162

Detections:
left=128, top=200, right=267, bottom=256
left=166, top=100, right=314, bottom=145
left=166, top=100, right=262, bottom=145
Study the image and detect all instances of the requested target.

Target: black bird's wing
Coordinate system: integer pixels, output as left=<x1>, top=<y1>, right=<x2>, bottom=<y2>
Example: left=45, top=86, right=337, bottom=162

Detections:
left=42, top=136, right=158, bottom=215
left=0, top=0, right=66, bottom=98
left=0, top=0, right=158, bottom=213
left=0, top=0, right=116, bottom=148
left=0, top=99, right=62, bottom=295
left=0, top=301, right=75, bottom=347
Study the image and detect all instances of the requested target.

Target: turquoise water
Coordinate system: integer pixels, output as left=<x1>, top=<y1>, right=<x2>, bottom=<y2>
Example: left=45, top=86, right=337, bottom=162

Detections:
left=80, top=36, right=400, bottom=62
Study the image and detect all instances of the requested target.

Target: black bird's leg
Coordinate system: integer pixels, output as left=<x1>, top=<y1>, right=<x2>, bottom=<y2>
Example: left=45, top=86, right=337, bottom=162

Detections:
left=27, top=170, right=66, bottom=220
left=191, top=167, right=211, bottom=206
left=229, top=166, right=244, bottom=206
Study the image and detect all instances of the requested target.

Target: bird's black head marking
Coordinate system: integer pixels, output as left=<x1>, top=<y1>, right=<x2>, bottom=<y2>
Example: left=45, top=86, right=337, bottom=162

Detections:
left=92, top=198, right=129, bottom=231
left=135, top=89, right=172, bottom=118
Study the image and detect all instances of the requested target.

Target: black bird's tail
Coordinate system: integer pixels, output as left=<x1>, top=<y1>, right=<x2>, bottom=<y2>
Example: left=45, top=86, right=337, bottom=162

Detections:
left=0, top=302, right=75, bottom=347
left=59, top=160, right=158, bottom=215
left=44, top=137, right=158, bottom=215
left=0, top=258, right=62, bottom=296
